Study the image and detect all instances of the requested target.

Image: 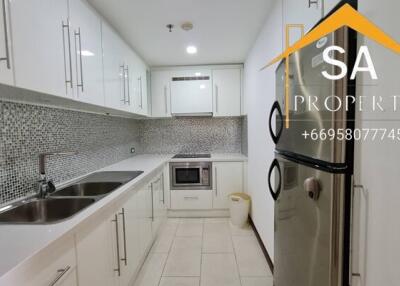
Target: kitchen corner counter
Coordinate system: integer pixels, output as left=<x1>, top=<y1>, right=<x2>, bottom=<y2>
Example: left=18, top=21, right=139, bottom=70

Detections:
left=0, top=153, right=247, bottom=280
left=0, top=154, right=171, bottom=281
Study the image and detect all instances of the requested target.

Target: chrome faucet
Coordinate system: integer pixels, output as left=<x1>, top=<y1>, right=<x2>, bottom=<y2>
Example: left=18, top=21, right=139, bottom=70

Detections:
left=38, top=151, right=78, bottom=198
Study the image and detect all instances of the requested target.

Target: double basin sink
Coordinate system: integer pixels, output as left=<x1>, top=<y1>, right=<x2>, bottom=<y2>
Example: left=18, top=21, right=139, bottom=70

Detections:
left=0, top=171, right=143, bottom=224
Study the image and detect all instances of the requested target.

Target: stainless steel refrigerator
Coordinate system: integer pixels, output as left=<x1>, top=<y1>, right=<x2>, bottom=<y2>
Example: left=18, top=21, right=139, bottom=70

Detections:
left=267, top=6, right=357, bottom=286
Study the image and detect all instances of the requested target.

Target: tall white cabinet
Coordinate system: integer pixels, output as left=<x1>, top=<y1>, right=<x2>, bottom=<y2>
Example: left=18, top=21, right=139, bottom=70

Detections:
left=69, top=0, right=104, bottom=106
left=0, top=0, right=13, bottom=85
left=212, top=68, right=241, bottom=117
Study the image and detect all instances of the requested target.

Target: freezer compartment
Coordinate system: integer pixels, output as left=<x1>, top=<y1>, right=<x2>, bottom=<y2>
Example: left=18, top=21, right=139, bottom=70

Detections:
left=268, top=154, right=349, bottom=286
left=270, top=27, right=352, bottom=164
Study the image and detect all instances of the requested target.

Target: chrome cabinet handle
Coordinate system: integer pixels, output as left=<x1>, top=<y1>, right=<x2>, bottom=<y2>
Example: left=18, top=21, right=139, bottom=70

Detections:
left=150, top=183, right=154, bottom=222
left=1, top=0, right=10, bottom=69
left=215, top=85, right=219, bottom=113
left=111, top=214, right=121, bottom=276
left=62, top=20, right=73, bottom=89
left=161, top=173, right=165, bottom=204
left=214, top=167, right=218, bottom=196
left=125, top=66, right=131, bottom=105
left=139, top=76, right=143, bottom=108
left=184, top=196, right=199, bottom=200
left=48, top=266, right=71, bottom=286
left=164, top=86, right=168, bottom=113
left=74, top=28, right=84, bottom=92
left=120, top=65, right=126, bottom=103
left=119, top=208, right=128, bottom=266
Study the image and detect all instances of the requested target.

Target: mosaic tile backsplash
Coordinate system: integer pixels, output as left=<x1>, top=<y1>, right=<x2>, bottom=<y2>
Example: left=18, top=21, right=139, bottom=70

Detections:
left=139, top=117, right=242, bottom=154
left=0, top=101, right=141, bottom=204
left=0, top=101, right=244, bottom=204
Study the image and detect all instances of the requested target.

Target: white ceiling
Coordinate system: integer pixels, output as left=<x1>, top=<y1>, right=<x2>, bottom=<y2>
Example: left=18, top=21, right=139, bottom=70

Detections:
left=87, top=0, right=273, bottom=67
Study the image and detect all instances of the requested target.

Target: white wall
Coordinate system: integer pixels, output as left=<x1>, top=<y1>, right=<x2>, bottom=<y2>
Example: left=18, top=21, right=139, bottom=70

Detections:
left=244, top=0, right=283, bottom=260
left=353, top=1, right=400, bottom=286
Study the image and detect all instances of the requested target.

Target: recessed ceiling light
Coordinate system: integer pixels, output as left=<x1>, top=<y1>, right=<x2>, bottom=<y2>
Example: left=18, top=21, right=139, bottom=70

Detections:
left=186, top=46, right=197, bottom=54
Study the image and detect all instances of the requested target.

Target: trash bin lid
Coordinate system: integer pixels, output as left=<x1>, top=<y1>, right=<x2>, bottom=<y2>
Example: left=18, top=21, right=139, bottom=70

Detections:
left=229, top=192, right=251, bottom=201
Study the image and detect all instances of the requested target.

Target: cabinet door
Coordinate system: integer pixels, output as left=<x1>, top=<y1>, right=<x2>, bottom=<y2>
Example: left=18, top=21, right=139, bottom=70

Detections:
left=138, top=184, right=153, bottom=256
left=102, top=22, right=129, bottom=112
left=76, top=213, right=118, bottom=286
left=212, top=68, right=241, bottom=117
left=130, top=58, right=148, bottom=116
left=9, top=0, right=71, bottom=97
left=69, top=0, right=104, bottom=106
left=151, top=70, right=172, bottom=117
left=119, top=193, right=142, bottom=285
left=213, top=162, right=243, bottom=209
left=0, top=0, right=13, bottom=85
left=2, top=235, right=77, bottom=286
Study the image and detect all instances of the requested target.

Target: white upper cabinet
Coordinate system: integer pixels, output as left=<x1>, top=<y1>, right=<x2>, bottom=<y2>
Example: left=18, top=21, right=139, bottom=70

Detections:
left=152, top=66, right=242, bottom=117
left=151, top=70, right=172, bottom=117
left=102, top=22, right=130, bottom=112
left=129, top=54, right=148, bottom=116
left=170, top=69, right=213, bottom=115
left=69, top=0, right=104, bottom=106
left=212, top=68, right=241, bottom=117
left=9, top=0, right=72, bottom=97
left=0, top=0, right=14, bottom=85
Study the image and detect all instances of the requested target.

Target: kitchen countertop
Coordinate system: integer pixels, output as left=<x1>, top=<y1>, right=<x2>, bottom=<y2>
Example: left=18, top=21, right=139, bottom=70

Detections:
left=169, top=153, right=247, bottom=162
left=0, top=153, right=246, bottom=280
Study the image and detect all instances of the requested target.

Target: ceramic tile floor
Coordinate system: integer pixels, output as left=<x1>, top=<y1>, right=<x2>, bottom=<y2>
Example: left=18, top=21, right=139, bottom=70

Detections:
left=134, top=218, right=273, bottom=286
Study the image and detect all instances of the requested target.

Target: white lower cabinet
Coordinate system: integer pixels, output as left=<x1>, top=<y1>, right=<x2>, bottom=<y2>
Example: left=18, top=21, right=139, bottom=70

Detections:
left=3, top=235, right=77, bottom=286
left=73, top=170, right=167, bottom=286
left=151, top=173, right=168, bottom=234
left=75, top=212, right=119, bottom=286
left=213, top=162, right=244, bottom=209
left=171, top=189, right=213, bottom=210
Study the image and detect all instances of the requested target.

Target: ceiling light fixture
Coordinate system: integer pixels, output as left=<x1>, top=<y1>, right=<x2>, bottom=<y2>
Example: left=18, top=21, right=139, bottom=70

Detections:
left=186, top=45, right=197, bottom=54
left=181, top=22, right=193, bottom=31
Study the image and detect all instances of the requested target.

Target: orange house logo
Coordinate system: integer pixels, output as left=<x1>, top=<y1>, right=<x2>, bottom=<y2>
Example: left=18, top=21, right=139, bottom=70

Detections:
left=262, top=3, right=400, bottom=128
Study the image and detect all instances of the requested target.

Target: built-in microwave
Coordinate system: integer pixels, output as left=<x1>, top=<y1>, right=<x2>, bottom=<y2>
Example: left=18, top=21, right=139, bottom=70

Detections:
left=170, top=162, right=212, bottom=190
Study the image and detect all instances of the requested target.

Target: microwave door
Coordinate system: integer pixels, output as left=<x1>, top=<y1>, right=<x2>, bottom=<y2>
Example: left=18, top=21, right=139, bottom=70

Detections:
left=175, top=167, right=201, bottom=185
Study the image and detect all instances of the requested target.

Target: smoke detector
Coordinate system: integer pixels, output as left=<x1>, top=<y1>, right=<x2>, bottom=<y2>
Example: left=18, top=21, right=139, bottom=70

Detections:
left=181, top=22, right=193, bottom=31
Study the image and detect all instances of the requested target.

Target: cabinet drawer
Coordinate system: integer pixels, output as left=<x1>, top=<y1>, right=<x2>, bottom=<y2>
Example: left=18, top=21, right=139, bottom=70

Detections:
left=2, top=235, right=77, bottom=286
left=171, top=190, right=212, bottom=210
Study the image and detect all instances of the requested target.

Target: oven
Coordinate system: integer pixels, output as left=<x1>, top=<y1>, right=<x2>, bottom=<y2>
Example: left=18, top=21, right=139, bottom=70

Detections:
left=170, top=162, right=212, bottom=190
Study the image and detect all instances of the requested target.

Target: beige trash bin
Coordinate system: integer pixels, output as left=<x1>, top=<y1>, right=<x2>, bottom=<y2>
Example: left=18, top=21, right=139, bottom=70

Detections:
left=229, top=193, right=251, bottom=228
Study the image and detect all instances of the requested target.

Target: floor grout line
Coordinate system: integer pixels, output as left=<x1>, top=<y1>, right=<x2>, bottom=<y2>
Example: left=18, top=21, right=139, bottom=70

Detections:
left=230, top=222, right=245, bottom=286
left=157, top=218, right=180, bottom=286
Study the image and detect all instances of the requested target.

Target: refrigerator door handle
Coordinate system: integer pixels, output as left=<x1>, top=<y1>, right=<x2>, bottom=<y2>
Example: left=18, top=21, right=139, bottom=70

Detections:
left=269, top=101, right=283, bottom=144
left=268, top=159, right=282, bottom=201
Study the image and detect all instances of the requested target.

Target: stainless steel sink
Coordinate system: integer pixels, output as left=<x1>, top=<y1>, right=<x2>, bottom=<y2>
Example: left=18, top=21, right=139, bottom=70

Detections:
left=0, top=170, right=144, bottom=224
left=0, top=198, right=95, bottom=224
left=52, top=182, right=123, bottom=197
